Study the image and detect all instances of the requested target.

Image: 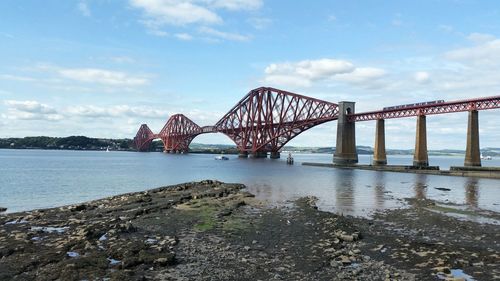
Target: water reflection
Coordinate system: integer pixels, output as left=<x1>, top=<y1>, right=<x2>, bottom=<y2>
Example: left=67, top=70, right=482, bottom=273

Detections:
left=413, top=174, right=428, bottom=200
left=465, top=178, right=479, bottom=208
left=374, top=172, right=385, bottom=210
left=335, top=170, right=355, bottom=214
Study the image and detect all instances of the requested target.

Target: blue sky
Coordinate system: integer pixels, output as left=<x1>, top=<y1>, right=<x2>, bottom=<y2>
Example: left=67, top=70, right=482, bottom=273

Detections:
left=1, top=0, right=500, bottom=149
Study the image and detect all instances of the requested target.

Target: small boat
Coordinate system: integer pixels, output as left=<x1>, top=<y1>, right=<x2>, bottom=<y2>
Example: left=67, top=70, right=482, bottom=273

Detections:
left=215, top=155, right=229, bottom=160
left=481, top=154, right=492, bottom=160
left=106, top=147, right=110, bottom=152
left=286, top=152, right=294, bottom=165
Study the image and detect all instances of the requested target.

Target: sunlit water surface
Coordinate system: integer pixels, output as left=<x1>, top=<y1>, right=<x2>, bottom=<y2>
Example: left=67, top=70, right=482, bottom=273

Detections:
left=1, top=149, right=499, bottom=218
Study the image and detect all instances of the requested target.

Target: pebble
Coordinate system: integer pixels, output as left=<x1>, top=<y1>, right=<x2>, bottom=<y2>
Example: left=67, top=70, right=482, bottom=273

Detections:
left=340, top=255, right=352, bottom=265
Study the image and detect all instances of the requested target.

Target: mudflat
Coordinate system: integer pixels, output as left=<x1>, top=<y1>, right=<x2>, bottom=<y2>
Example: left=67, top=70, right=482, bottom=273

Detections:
left=0, top=180, right=498, bottom=280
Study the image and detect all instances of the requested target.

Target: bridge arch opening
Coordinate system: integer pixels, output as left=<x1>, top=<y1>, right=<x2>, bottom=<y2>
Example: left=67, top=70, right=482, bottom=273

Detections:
left=187, top=132, right=236, bottom=152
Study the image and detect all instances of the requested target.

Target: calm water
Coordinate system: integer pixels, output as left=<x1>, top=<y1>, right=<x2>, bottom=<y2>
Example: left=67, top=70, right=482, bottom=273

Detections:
left=1, top=149, right=499, bottom=217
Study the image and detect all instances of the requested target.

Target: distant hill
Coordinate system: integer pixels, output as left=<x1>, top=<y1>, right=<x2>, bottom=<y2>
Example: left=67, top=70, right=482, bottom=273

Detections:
left=0, top=136, right=133, bottom=151
left=1, top=137, right=499, bottom=156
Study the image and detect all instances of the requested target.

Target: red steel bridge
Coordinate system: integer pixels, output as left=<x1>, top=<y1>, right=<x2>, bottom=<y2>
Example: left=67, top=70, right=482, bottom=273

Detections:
left=134, top=87, right=339, bottom=158
left=134, top=87, right=500, bottom=166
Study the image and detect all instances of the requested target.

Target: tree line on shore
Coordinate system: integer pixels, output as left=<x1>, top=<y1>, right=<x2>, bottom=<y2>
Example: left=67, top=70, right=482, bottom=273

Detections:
left=1, top=136, right=498, bottom=156
left=0, top=136, right=132, bottom=151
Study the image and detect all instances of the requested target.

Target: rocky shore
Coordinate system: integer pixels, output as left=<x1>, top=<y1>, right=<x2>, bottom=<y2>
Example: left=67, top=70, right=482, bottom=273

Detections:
left=0, top=180, right=499, bottom=280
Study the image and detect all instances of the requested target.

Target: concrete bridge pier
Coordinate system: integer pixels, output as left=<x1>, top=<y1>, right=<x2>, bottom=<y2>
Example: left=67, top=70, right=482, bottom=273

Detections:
left=333, top=101, right=358, bottom=165
left=250, top=151, right=268, bottom=158
left=464, top=110, right=481, bottom=167
left=413, top=115, right=429, bottom=167
left=270, top=151, right=280, bottom=159
left=372, top=119, right=387, bottom=165
left=238, top=151, right=249, bottom=158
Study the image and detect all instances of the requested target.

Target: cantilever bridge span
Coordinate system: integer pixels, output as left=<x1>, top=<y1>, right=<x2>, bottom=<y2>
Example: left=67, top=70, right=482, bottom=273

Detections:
left=134, top=87, right=339, bottom=158
left=134, top=87, right=500, bottom=166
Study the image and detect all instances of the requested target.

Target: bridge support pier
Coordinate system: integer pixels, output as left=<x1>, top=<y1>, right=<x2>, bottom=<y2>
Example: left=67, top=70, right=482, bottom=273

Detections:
left=270, top=151, right=280, bottom=159
left=413, top=115, right=429, bottom=167
left=333, top=101, right=358, bottom=165
left=250, top=151, right=268, bottom=158
left=464, top=110, right=481, bottom=167
left=373, top=119, right=387, bottom=165
left=238, top=151, right=249, bottom=158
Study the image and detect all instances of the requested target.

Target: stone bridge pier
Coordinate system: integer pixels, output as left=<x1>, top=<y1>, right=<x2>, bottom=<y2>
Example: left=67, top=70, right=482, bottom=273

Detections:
left=413, top=115, right=429, bottom=167
left=464, top=110, right=481, bottom=167
left=333, top=101, right=358, bottom=165
left=372, top=119, right=387, bottom=165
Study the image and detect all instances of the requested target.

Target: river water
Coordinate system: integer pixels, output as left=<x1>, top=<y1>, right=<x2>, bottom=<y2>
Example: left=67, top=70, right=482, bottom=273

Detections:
left=0, top=149, right=499, bottom=217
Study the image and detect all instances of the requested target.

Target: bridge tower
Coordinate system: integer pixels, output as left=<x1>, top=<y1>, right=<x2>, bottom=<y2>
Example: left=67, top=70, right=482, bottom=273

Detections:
left=413, top=114, right=429, bottom=167
left=333, top=101, right=358, bottom=165
left=464, top=110, right=481, bottom=166
left=372, top=118, right=387, bottom=165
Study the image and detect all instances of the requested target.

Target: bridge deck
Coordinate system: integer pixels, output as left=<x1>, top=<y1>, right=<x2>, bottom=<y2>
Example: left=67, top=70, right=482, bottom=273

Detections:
left=350, top=95, right=500, bottom=121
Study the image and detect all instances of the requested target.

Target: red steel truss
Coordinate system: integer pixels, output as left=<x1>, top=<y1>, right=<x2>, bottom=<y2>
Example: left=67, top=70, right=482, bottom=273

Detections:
left=215, top=87, right=339, bottom=152
left=134, top=86, right=500, bottom=153
left=133, top=87, right=339, bottom=153
left=158, top=114, right=205, bottom=152
left=133, top=124, right=157, bottom=152
left=350, top=95, right=500, bottom=122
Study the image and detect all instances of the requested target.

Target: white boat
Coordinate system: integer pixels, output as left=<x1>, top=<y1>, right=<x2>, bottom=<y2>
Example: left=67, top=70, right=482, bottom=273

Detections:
left=215, top=155, right=229, bottom=160
left=481, top=153, right=492, bottom=160
left=106, top=147, right=110, bottom=152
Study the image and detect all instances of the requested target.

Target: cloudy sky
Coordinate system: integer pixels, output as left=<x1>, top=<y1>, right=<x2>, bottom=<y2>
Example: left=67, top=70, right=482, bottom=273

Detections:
left=1, top=0, right=499, bottom=149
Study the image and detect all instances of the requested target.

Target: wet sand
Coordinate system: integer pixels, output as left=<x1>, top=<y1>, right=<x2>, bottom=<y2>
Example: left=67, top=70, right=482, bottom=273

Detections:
left=0, top=180, right=499, bottom=280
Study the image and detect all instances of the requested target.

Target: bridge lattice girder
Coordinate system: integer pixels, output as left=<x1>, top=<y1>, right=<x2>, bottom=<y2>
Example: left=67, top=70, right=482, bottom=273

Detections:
left=133, top=124, right=156, bottom=151
left=214, top=87, right=339, bottom=153
left=158, top=114, right=202, bottom=152
left=351, top=95, right=500, bottom=121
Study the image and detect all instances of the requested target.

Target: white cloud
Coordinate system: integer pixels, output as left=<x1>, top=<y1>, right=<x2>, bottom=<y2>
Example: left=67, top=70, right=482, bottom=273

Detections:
left=130, top=0, right=262, bottom=41
left=175, top=33, right=193, bottom=40
left=5, top=100, right=57, bottom=114
left=248, top=17, right=272, bottom=30
left=65, top=105, right=168, bottom=119
left=466, top=32, right=496, bottom=43
left=1, top=100, right=170, bottom=123
left=334, top=67, right=386, bottom=84
left=263, top=58, right=384, bottom=88
left=206, top=0, right=262, bottom=11
left=0, top=74, right=38, bottom=82
left=78, top=1, right=91, bottom=17
left=3, top=100, right=63, bottom=121
left=147, top=29, right=169, bottom=37
left=130, top=0, right=222, bottom=26
left=444, top=35, right=500, bottom=65
left=58, top=68, right=149, bottom=86
left=263, top=74, right=312, bottom=88
left=266, top=59, right=355, bottom=80
left=199, top=26, right=250, bottom=41
left=414, top=71, right=430, bottom=83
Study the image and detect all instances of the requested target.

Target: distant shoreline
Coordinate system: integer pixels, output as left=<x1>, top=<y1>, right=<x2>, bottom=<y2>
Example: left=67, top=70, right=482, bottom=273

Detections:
left=0, top=147, right=475, bottom=157
left=1, top=136, right=498, bottom=156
